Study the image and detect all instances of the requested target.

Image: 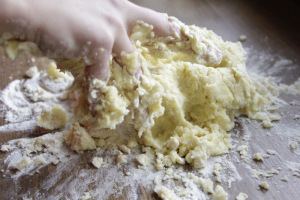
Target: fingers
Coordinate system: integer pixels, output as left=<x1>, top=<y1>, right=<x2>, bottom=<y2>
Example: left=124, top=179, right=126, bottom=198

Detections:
left=84, top=49, right=110, bottom=115
left=85, top=49, right=111, bottom=81
left=127, top=3, right=181, bottom=37
left=112, top=27, right=136, bottom=61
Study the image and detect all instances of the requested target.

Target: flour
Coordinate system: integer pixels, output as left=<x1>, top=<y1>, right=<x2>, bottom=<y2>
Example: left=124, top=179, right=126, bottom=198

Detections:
left=0, top=64, right=73, bottom=132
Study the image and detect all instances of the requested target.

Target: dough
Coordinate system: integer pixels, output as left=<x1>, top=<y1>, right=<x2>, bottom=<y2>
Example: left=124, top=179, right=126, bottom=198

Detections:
left=62, top=18, right=277, bottom=168
left=36, top=104, right=68, bottom=130
left=236, top=192, right=248, bottom=200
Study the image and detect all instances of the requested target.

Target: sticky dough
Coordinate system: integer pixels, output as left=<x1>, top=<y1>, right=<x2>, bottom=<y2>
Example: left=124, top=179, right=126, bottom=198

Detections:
left=66, top=18, right=276, bottom=168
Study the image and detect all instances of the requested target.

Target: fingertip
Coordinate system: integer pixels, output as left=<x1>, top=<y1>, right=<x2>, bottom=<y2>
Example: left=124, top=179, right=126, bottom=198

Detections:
left=85, top=62, right=110, bottom=81
left=132, top=8, right=181, bottom=38
left=168, top=17, right=182, bottom=38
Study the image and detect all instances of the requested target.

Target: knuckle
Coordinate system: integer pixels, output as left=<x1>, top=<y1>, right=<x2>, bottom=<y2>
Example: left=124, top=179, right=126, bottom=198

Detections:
left=93, top=31, right=114, bottom=51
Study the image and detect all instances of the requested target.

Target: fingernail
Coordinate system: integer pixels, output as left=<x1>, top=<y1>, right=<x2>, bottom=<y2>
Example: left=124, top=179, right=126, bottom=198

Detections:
left=169, top=18, right=182, bottom=37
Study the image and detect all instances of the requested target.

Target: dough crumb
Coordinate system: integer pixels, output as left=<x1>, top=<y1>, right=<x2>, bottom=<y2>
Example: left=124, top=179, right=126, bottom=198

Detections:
left=135, top=154, right=150, bottom=166
left=253, top=153, right=265, bottom=161
left=213, top=185, right=228, bottom=200
left=119, top=144, right=131, bottom=154
left=47, top=62, right=66, bottom=79
left=228, top=177, right=235, bottom=188
left=35, top=155, right=46, bottom=166
left=281, top=176, right=289, bottom=182
left=91, top=157, right=103, bottom=168
left=259, top=181, right=270, bottom=190
left=214, top=163, right=222, bottom=176
left=236, top=192, right=248, bottom=200
left=14, top=156, right=32, bottom=171
left=117, top=151, right=127, bottom=164
left=64, top=123, right=96, bottom=153
left=81, top=192, right=91, bottom=200
left=0, top=144, right=11, bottom=152
left=266, top=149, right=277, bottom=155
left=290, top=141, right=298, bottom=150
left=239, top=35, right=247, bottom=42
left=154, top=186, right=179, bottom=200
left=52, top=159, right=60, bottom=165
left=188, top=173, right=214, bottom=194
left=237, top=145, right=249, bottom=162
left=127, top=139, right=138, bottom=148
left=153, top=176, right=159, bottom=185
left=25, top=66, right=38, bottom=78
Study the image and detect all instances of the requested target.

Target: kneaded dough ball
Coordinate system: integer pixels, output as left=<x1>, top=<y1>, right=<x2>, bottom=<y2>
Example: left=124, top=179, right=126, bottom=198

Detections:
left=66, top=18, right=277, bottom=168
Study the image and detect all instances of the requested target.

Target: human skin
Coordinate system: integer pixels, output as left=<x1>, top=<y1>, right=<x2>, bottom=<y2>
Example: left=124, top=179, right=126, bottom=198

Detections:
left=0, top=0, right=180, bottom=81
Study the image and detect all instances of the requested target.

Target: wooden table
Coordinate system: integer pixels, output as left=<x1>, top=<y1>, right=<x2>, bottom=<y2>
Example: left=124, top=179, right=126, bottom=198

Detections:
left=1, top=0, right=300, bottom=199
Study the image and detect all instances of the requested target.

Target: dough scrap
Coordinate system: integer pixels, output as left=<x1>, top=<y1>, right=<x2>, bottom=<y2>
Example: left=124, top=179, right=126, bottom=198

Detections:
left=236, top=192, right=248, bottom=200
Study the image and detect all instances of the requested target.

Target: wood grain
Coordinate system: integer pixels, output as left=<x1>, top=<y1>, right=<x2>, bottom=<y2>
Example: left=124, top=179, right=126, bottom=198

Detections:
left=1, top=0, right=300, bottom=199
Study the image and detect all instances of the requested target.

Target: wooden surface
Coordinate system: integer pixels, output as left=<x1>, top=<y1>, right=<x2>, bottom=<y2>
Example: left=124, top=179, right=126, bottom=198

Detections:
left=1, top=0, right=300, bottom=199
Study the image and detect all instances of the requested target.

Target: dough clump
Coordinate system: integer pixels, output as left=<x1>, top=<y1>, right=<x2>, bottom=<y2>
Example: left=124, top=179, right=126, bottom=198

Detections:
left=64, top=18, right=277, bottom=168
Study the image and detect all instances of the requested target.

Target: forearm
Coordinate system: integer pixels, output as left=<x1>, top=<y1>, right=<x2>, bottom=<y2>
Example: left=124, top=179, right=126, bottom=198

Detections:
left=0, top=0, right=29, bottom=39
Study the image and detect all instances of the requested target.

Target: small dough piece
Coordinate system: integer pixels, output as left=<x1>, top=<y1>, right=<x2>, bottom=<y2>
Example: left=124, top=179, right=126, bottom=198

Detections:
left=188, top=173, right=214, bottom=194
left=154, top=186, right=179, bottom=200
left=253, top=153, right=265, bottom=161
left=91, top=157, right=103, bottom=168
left=266, top=149, right=277, bottom=155
left=47, top=62, right=66, bottom=79
left=35, top=155, right=46, bottom=166
left=236, top=192, right=248, bottom=200
left=81, top=192, right=91, bottom=200
left=25, top=66, right=38, bottom=78
left=117, top=151, right=127, bottom=164
left=36, top=104, right=68, bottom=130
left=290, top=141, right=298, bottom=150
left=259, top=181, right=269, bottom=190
left=64, top=123, right=96, bottom=153
left=214, top=163, right=222, bottom=176
left=14, top=156, right=32, bottom=171
left=239, top=35, right=247, bottom=42
left=3, top=40, right=41, bottom=60
left=281, top=176, right=289, bottom=182
left=127, top=139, right=138, bottom=148
left=136, top=154, right=151, bottom=166
left=119, top=144, right=131, bottom=154
left=0, top=144, right=11, bottom=152
left=213, top=185, right=228, bottom=200
left=237, top=145, right=249, bottom=162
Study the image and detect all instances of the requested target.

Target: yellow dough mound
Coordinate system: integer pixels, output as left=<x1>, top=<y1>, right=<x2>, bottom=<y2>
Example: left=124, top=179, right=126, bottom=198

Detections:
left=66, top=19, right=278, bottom=168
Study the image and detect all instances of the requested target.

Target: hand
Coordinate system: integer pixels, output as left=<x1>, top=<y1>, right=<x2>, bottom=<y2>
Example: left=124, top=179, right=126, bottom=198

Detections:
left=0, top=0, right=180, bottom=81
